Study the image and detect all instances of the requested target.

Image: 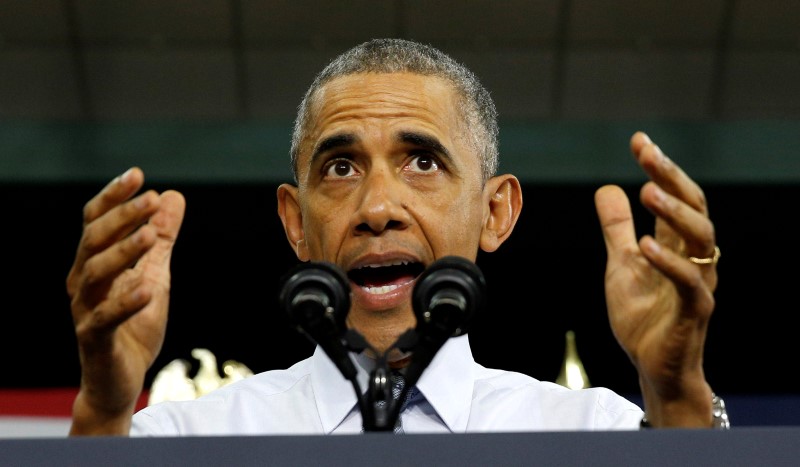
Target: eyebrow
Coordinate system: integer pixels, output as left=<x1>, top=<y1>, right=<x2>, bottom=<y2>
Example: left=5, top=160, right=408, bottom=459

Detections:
left=397, top=131, right=453, bottom=162
left=310, top=133, right=359, bottom=167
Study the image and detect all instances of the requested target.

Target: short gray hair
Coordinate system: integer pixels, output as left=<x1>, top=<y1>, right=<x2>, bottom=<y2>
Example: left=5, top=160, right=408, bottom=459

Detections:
left=290, top=38, right=499, bottom=184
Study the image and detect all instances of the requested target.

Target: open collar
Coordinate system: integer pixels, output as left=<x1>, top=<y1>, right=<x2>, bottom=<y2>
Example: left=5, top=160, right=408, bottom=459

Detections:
left=310, top=334, right=476, bottom=433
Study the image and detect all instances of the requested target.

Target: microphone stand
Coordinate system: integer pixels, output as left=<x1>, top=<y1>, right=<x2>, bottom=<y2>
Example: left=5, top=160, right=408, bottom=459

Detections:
left=340, top=329, right=406, bottom=432
left=280, top=257, right=484, bottom=432
left=387, top=307, right=457, bottom=429
left=334, top=324, right=444, bottom=432
left=343, top=315, right=455, bottom=432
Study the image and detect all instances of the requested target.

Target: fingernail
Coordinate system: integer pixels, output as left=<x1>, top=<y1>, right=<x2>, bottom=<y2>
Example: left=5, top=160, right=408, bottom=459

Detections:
left=120, top=168, right=134, bottom=183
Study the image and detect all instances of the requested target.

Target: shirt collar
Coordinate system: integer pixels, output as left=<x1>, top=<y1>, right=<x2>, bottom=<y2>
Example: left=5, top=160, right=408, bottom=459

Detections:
left=310, top=345, right=365, bottom=434
left=310, top=334, right=476, bottom=433
left=414, top=334, right=475, bottom=432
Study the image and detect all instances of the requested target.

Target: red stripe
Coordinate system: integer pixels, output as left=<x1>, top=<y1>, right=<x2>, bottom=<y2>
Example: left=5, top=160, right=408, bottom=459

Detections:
left=0, top=389, right=150, bottom=417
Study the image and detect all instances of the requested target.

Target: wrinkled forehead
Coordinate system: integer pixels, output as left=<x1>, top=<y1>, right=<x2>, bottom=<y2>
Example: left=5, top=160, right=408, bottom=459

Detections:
left=309, top=72, right=463, bottom=126
left=296, top=72, right=472, bottom=171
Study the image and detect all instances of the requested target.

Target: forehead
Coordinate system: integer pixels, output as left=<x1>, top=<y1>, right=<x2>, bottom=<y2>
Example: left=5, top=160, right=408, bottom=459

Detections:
left=316, top=71, right=460, bottom=111
left=302, top=72, right=465, bottom=152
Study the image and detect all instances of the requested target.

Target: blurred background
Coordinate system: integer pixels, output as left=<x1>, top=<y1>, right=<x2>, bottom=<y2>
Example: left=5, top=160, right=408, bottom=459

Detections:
left=1, top=0, right=799, bottom=430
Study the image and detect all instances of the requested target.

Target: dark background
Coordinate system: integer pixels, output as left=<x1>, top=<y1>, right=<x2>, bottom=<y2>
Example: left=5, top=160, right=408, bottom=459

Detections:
left=4, top=180, right=796, bottom=401
left=1, top=1, right=798, bottom=427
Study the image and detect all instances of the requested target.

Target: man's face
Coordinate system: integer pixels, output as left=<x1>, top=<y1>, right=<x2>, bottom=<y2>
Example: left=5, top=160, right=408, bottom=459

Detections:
left=286, top=72, right=490, bottom=353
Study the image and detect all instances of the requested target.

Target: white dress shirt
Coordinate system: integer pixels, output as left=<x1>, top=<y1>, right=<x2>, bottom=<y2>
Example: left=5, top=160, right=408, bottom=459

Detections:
left=131, top=335, right=643, bottom=436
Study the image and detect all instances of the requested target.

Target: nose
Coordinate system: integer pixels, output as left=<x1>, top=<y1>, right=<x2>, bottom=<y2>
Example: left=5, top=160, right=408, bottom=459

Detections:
left=352, top=168, right=411, bottom=235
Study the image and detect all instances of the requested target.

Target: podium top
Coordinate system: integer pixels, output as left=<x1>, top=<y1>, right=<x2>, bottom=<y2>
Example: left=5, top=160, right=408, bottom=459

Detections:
left=1, top=427, right=799, bottom=467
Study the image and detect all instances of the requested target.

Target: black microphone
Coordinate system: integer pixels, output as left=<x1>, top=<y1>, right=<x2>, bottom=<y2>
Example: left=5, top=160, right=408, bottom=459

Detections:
left=398, top=256, right=487, bottom=397
left=411, top=255, right=486, bottom=339
left=279, top=261, right=356, bottom=379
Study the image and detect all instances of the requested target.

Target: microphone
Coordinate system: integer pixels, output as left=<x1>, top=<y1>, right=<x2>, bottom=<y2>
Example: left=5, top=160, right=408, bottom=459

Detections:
left=412, top=255, right=486, bottom=339
left=399, top=256, right=487, bottom=394
left=279, top=261, right=356, bottom=379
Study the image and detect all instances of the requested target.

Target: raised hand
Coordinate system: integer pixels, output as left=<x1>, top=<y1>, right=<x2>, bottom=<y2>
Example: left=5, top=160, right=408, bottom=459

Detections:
left=67, top=167, right=186, bottom=435
left=594, top=132, right=718, bottom=427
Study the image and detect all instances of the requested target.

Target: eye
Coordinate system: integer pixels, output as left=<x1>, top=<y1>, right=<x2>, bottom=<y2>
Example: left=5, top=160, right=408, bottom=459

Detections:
left=323, top=159, right=357, bottom=178
left=407, top=154, right=440, bottom=173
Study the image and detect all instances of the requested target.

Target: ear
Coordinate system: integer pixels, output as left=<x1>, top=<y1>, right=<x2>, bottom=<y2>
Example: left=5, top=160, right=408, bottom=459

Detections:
left=277, top=183, right=310, bottom=261
left=479, top=174, right=523, bottom=253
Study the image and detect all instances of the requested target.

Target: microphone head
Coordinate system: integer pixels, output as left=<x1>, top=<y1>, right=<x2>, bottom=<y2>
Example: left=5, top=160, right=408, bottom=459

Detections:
left=279, top=261, right=351, bottom=340
left=412, top=256, right=486, bottom=337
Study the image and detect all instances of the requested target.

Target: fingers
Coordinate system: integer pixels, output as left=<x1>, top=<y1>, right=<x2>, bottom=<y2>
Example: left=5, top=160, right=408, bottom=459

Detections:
left=72, top=169, right=160, bottom=273
left=639, top=235, right=717, bottom=312
left=640, top=181, right=716, bottom=257
left=77, top=224, right=158, bottom=306
left=82, top=168, right=145, bottom=225
left=68, top=170, right=186, bottom=317
left=631, top=132, right=708, bottom=215
left=69, top=205, right=159, bottom=302
left=74, top=275, right=154, bottom=339
left=631, top=132, right=716, bottom=260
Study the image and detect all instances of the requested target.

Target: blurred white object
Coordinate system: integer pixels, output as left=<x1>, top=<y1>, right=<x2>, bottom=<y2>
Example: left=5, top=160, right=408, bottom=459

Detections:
left=148, top=349, right=253, bottom=406
left=221, top=360, right=254, bottom=385
left=148, top=359, right=196, bottom=405
left=191, top=348, right=224, bottom=397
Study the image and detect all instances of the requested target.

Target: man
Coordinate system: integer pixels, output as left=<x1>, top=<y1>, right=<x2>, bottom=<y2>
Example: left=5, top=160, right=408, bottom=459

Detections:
left=67, top=38, right=724, bottom=435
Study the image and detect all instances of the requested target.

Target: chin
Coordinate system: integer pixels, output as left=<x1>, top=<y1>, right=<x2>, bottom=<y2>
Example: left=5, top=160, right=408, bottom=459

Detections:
left=363, top=346, right=413, bottom=366
left=349, top=314, right=415, bottom=356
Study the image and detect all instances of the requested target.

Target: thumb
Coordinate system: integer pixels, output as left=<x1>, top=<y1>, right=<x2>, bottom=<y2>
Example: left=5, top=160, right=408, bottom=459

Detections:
left=594, top=185, right=637, bottom=262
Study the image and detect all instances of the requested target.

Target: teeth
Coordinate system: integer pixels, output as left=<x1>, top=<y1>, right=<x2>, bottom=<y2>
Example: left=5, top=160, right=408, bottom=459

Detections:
left=362, top=284, right=400, bottom=294
left=361, top=260, right=409, bottom=269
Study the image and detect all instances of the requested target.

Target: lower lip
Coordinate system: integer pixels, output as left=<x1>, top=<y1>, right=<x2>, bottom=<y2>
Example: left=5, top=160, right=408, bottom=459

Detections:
left=350, top=279, right=415, bottom=310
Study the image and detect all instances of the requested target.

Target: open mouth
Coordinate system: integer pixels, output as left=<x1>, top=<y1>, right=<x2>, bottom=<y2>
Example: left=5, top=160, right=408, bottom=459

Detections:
left=347, top=261, right=425, bottom=294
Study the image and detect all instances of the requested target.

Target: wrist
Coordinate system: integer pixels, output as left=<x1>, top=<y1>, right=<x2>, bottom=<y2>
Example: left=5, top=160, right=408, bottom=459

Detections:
left=69, top=389, right=136, bottom=436
left=640, top=392, right=730, bottom=429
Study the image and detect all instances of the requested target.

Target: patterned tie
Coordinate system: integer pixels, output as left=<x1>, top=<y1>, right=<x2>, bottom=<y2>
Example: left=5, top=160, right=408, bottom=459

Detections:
left=390, top=370, right=418, bottom=434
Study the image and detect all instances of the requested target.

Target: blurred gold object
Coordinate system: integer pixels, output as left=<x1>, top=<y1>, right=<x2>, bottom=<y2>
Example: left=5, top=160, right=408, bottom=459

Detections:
left=148, top=348, right=253, bottom=406
left=555, top=330, right=591, bottom=390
